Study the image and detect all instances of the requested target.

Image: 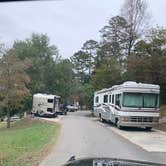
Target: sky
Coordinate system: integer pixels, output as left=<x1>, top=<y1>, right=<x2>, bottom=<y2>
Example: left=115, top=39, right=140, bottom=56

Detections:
left=0, top=0, right=166, bottom=58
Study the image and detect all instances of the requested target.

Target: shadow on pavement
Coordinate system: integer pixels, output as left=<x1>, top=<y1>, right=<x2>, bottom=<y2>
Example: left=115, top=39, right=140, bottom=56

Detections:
left=100, top=120, right=155, bottom=132
left=79, top=111, right=155, bottom=132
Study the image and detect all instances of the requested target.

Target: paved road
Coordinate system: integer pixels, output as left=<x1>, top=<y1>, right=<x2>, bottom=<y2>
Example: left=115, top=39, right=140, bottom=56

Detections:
left=40, top=111, right=166, bottom=166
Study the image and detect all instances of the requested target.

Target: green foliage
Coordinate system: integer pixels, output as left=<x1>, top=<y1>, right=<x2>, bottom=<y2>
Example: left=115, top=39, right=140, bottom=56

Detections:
left=160, top=105, right=166, bottom=117
left=0, top=50, right=30, bottom=127
left=100, top=16, right=128, bottom=61
left=72, top=18, right=166, bottom=107
left=82, top=84, right=94, bottom=109
left=70, top=40, right=99, bottom=107
left=127, top=27, right=166, bottom=103
left=82, top=40, right=99, bottom=76
left=0, top=107, right=5, bottom=120
left=71, top=40, right=98, bottom=83
left=92, top=58, right=122, bottom=90
left=71, top=50, right=89, bottom=73
left=12, top=33, right=73, bottom=105
left=0, top=33, right=76, bottom=119
left=13, top=33, right=60, bottom=94
left=51, top=59, right=73, bottom=103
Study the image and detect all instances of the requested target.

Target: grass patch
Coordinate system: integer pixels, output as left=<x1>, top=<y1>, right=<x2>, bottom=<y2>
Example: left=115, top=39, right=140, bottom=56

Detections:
left=0, top=118, right=60, bottom=166
left=0, top=122, right=6, bottom=128
left=160, top=105, right=166, bottom=117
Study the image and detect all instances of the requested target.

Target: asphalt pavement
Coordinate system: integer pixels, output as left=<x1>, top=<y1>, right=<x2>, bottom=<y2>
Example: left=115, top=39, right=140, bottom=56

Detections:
left=40, top=111, right=166, bottom=166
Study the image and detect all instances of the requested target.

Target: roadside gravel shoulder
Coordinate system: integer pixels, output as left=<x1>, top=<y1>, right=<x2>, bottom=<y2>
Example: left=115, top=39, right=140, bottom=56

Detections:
left=153, top=117, right=166, bottom=132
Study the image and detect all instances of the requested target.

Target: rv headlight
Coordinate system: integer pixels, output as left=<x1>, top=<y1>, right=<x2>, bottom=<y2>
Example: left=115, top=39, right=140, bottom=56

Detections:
left=121, top=117, right=129, bottom=121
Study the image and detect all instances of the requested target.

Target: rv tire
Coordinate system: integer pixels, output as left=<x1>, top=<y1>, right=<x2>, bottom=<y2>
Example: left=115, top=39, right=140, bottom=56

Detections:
left=64, top=111, right=67, bottom=115
left=145, top=127, right=152, bottom=131
left=116, top=118, right=122, bottom=129
left=38, top=111, right=45, bottom=117
left=99, top=114, right=105, bottom=123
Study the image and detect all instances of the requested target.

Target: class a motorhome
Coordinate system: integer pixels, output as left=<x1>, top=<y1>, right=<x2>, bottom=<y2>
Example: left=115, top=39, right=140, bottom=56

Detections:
left=32, top=93, right=60, bottom=117
left=93, top=81, right=160, bottom=130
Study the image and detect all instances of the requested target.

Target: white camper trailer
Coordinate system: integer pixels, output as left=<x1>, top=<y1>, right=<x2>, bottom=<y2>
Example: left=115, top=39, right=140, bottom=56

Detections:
left=32, top=93, right=60, bottom=117
left=93, top=81, right=160, bottom=130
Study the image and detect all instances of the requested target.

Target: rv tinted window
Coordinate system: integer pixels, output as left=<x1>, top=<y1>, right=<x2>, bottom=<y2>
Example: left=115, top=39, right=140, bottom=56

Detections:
left=95, top=96, right=99, bottom=103
left=123, top=93, right=159, bottom=108
left=48, top=99, right=53, bottom=103
left=112, top=95, right=114, bottom=104
left=115, top=94, right=121, bottom=107
left=103, top=95, right=108, bottom=103
left=109, top=95, right=112, bottom=103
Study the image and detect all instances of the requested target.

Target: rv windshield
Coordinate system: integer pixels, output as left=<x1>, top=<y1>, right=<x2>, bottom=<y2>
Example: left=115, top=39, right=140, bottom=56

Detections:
left=123, top=93, right=159, bottom=108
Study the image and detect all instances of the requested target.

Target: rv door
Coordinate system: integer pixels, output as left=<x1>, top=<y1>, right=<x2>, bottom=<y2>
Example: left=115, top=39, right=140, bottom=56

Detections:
left=53, top=97, right=57, bottom=112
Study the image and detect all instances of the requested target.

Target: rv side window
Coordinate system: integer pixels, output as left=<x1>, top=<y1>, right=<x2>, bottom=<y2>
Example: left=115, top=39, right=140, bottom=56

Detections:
left=104, top=95, right=108, bottom=103
left=109, top=95, right=112, bottom=103
left=115, top=94, right=121, bottom=107
left=48, top=99, right=53, bottom=103
left=95, top=96, right=99, bottom=103
left=112, top=95, right=115, bottom=104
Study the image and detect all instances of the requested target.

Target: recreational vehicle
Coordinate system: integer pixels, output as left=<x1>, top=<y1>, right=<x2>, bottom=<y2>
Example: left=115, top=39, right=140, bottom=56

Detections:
left=93, top=81, right=160, bottom=130
left=32, top=93, right=60, bottom=117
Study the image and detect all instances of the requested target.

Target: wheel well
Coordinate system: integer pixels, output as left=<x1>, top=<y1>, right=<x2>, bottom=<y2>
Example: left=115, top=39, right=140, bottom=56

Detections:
left=115, top=117, right=118, bottom=124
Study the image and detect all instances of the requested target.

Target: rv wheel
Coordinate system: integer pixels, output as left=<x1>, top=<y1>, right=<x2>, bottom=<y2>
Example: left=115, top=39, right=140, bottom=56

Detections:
left=116, top=119, right=122, bottom=129
left=39, top=111, right=44, bottom=117
left=64, top=111, right=67, bottom=115
left=145, top=127, right=152, bottom=131
left=99, top=114, right=105, bottom=123
left=53, top=113, right=57, bottom=118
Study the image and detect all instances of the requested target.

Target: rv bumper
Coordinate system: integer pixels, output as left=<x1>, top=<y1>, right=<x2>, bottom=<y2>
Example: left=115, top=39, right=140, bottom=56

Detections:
left=119, top=116, right=159, bottom=127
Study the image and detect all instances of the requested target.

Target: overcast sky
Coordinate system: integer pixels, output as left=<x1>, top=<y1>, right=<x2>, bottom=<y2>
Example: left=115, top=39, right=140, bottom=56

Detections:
left=0, top=0, right=166, bottom=58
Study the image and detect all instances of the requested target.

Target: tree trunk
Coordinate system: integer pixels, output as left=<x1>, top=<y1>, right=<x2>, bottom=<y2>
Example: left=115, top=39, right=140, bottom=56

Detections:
left=7, top=109, right=10, bottom=128
left=128, top=38, right=132, bottom=57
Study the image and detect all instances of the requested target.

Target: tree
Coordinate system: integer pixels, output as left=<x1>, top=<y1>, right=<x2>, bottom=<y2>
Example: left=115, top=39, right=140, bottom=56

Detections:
left=0, top=50, right=30, bottom=128
left=70, top=50, right=89, bottom=73
left=92, top=58, right=122, bottom=90
left=82, top=40, right=99, bottom=76
left=100, top=16, right=128, bottom=62
left=121, top=0, right=149, bottom=56
left=69, top=77, right=84, bottom=106
left=82, top=83, right=94, bottom=109
left=51, top=59, right=73, bottom=103
left=13, top=33, right=60, bottom=94
left=126, top=27, right=166, bottom=103
left=70, top=50, right=90, bottom=84
left=12, top=33, right=76, bottom=104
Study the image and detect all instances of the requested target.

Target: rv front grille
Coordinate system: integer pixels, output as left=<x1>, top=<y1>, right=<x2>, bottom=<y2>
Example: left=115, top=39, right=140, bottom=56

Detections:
left=128, top=116, right=158, bottom=123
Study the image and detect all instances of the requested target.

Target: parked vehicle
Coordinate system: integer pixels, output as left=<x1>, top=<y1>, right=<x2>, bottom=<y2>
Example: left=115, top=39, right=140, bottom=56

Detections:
left=59, top=103, right=67, bottom=115
left=10, top=115, right=21, bottom=122
left=93, top=81, right=160, bottom=130
left=4, top=115, right=20, bottom=122
left=66, top=105, right=78, bottom=112
left=31, top=93, right=61, bottom=117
